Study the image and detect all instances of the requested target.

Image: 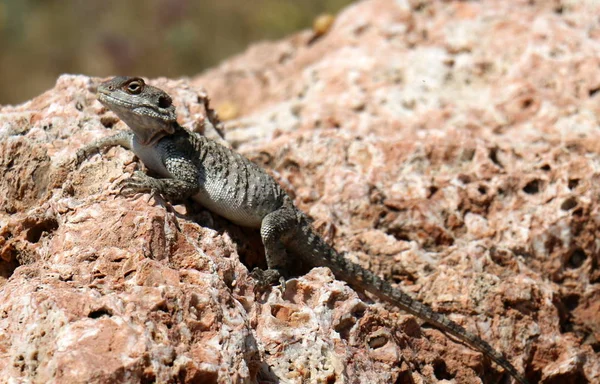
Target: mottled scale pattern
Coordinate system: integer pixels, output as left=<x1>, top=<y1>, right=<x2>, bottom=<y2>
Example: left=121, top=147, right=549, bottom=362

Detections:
left=187, top=134, right=286, bottom=227
left=135, top=127, right=286, bottom=227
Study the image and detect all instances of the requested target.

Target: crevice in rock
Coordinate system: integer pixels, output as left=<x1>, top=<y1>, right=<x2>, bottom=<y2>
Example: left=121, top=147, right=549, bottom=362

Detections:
left=560, top=197, right=578, bottom=211
left=552, top=293, right=578, bottom=334
left=88, top=307, right=113, bottom=319
left=0, top=259, right=20, bottom=284
left=568, top=178, right=579, bottom=189
left=488, top=147, right=503, bottom=168
left=25, top=217, right=59, bottom=244
left=566, top=248, right=587, bottom=269
left=433, top=359, right=454, bottom=381
left=523, top=179, right=542, bottom=194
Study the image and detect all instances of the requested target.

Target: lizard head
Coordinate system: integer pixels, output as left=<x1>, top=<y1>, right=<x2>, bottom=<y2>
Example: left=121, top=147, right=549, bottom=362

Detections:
left=97, top=76, right=177, bottom=146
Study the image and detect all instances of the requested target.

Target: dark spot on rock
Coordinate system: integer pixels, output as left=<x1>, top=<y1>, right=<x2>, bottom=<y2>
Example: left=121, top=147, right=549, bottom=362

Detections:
left=154, top=300, right=169, bottom=313
left=589, top=86, right=600, bottom=97
left=546, top=370, right=587, bottom=384
left=489, top=247, right=515, bottom=267
left=523, top=179, right=542, bottom=194
left=88, top=307, right=113, bottom=319
left=489, top=147, right=503, bottom=168
left=0, top=257, right=18, bottom=281
left=281, top=159, right=300, bottom=173
left=25, top=218, right=59, bottom=243
left=352, top=303, right=367, bottom=319
left=457, top=174, right=471, bottom=184
left=433, top=359, right=453, bottom=380
left=367, top=334, right=388, bottom=349
left=560, top=197, right=578, bottom=211
left=141, top=370, right=157, bottom=384
left=544, top=235, right=563, bottom=255
left=572, top=207, right=583, bottom=217
left=428, top=185, right=438, bottom=197
left=177, top=363, right=219, bottom=383
left=562, top=293, right=580, bottom=311
left=100, top=115, right=118, bottom=128
left=567, top=248, right=586, bottom=269
left=512, top=247, right=533, bottom=259
left=15, top=354, right=25, bottom=372
left=394, top=371, right=414, bottom=384
left=568, top=178, right=579, bottom=189
left=333, top=317, right=356, bottom=341
left=540, top=164, right=551, bottom=171
left=553, top=294, right=575, bottom=334
left=521, top=98, right=534, bottom=109
left=388, top=227, right=410, bottom=242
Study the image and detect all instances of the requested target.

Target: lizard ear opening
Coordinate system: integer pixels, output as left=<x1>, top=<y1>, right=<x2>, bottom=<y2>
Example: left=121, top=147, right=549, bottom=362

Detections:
left=158, top=95, right=172, bottom=108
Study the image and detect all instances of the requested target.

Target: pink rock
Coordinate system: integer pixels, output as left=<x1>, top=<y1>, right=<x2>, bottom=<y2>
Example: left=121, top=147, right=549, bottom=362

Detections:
left=1, top=0, right=599, bottom=382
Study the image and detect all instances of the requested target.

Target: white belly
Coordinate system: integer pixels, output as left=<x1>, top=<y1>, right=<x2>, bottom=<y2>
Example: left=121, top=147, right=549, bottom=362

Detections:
left=132, top=137, right=278, bottom=229
left=132, top=140, right=170, bottom=176
left=192, top=178, right=274, bottom=228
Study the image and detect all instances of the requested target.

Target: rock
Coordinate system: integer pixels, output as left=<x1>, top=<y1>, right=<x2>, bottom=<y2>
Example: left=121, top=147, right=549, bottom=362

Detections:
left=1, top=0, right=599, bottom=383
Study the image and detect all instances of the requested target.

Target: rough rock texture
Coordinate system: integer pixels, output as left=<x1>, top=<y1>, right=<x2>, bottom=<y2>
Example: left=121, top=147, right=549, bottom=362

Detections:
left=1, top=0, right=599, bottom=383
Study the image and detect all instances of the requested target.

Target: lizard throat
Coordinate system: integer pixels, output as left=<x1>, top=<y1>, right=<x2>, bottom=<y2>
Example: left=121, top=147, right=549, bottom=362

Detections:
left=134, top=129, right=170, bottom=146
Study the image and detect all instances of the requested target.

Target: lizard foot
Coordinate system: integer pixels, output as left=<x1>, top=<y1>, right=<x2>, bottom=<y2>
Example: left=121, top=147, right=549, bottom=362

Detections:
left=74, top=146, right=99, bottom=167
left=118, top=171, right=157, bottom=197
left=251, top=268, right=285, bottom=292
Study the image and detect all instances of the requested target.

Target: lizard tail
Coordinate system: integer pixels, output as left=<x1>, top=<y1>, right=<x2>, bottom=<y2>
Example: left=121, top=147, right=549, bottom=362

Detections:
left=291, top=221, right=528, bottom=384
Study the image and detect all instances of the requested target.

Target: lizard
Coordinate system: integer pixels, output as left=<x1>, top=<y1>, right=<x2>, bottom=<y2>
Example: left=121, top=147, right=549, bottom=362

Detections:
left=74, top=76, right=529, bottom=384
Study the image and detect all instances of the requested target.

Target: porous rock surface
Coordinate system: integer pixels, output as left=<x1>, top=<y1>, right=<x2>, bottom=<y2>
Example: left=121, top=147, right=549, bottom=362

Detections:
left=1, top=0, right=599, bottom=383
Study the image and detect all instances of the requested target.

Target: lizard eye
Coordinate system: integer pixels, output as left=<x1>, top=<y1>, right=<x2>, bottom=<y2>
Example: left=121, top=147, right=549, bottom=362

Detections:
left=125, top=80, right=143, bottom=94
left=158, top=95, right=172, bottom=108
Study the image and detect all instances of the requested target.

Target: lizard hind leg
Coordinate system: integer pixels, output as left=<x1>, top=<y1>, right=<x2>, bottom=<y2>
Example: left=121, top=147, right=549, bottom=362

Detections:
left=254, top=205, right=300, bottom=286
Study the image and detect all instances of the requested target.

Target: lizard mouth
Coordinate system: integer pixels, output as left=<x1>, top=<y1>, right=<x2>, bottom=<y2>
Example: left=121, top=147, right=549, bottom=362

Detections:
left=98, top=92, right=143, bottom=110
left=96, top=86, right=176, bottom=146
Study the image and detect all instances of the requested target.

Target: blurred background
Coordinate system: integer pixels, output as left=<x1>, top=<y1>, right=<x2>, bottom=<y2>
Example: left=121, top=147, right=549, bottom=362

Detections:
left=0, top=0, right=353, bottom=105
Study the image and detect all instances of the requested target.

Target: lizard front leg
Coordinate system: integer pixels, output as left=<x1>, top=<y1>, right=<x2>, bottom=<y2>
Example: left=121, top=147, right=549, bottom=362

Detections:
left=74, top=131, right=134, bottom=166
left=119, top=155, right=200, bottom=202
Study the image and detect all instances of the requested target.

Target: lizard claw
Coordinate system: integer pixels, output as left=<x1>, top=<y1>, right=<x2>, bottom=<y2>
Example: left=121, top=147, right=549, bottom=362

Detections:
left=74, top=149, right=87, bottom=167
left=74, top=145, right=101, bottom=167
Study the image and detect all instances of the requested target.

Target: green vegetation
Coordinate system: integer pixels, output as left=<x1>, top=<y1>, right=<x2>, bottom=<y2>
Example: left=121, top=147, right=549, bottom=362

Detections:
left=0, top=0, right=353, bottom=104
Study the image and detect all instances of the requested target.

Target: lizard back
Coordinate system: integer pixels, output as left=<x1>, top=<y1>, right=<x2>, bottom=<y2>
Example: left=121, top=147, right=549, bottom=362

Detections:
left=136, top=128, right=288, bottom=228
